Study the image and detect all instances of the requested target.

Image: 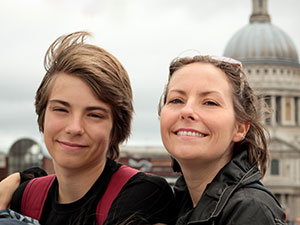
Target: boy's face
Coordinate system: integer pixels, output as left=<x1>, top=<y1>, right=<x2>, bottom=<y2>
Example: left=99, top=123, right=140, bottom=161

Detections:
left=43, top=72, right=113, bottom=172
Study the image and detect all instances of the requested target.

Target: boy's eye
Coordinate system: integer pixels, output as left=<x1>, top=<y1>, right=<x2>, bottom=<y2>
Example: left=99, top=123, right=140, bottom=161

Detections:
left=53, top=107, right=68, bottom=112
left=88, top=113, right=104, bottom=119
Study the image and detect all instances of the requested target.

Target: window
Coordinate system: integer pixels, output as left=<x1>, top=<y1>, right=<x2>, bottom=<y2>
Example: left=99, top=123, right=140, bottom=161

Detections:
left=271, top=159, right=279, bottom=175
left=274, top=193, right=281, bottom=202
left=285, top=97, right=292, bottom=122
left=265, top=95, right=271, bottom=125
left=8, top=138, right=43, bottom=174
left=296, top=97, right=299, bottom=125
left=276, top=96, right=281, bottom=124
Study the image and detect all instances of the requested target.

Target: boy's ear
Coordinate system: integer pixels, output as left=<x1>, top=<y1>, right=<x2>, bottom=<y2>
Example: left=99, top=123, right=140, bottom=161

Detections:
left=233, top=122, right=250, bottom=142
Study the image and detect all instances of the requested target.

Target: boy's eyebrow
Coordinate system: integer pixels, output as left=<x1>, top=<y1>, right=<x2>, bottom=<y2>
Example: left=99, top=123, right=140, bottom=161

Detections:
left=86, top=106, right=110, bottom=113
left=48, top=99, right=110, bottom=113
left=48, top=99, right=70, bottom=107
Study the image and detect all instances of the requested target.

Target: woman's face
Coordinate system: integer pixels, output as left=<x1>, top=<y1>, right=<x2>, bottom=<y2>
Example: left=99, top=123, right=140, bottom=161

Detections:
left=160, top=62, right=247, bottom=167
left=43, top=72, right=113, bottom=171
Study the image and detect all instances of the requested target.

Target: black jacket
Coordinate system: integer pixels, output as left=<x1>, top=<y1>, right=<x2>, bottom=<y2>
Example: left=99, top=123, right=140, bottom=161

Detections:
left=174, top=150, right=287, bottom=225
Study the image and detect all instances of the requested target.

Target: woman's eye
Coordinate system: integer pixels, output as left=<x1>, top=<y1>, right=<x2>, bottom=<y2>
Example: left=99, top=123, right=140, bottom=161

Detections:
left=204, top=101, right=218, bottom=106
left=169, top=98, right=183, bottom=104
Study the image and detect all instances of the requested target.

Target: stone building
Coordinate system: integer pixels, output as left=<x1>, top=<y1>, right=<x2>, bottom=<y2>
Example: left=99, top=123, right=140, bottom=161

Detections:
left=0, top=138, right=55, bottom=180
left=120, top=145, right=178, bottom=184
left=224, top=0, right=300, bottom=221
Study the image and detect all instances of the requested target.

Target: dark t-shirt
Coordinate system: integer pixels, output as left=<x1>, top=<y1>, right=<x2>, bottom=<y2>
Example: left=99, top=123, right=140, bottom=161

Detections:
left=11, top=159, right=177, bottom=225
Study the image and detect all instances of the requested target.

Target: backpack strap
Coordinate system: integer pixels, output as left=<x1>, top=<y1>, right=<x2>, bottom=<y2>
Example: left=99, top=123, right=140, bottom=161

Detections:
left=20, top=165, right=139, bottom=224
left=96, top=165, right=140, bottom=225
left=21, top=174, right=56, bottom=220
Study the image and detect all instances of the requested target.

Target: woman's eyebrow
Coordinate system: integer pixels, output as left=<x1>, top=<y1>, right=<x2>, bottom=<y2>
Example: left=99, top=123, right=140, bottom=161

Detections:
left=200, top=90, right=223, bottom=97
left=168, top=89, right=186, bottom=95
left=169, top=89, right=222, bottom=96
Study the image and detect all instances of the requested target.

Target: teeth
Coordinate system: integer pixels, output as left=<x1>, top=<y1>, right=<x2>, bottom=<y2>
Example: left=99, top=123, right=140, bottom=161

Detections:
left=177, top=131, right=205, bottom=137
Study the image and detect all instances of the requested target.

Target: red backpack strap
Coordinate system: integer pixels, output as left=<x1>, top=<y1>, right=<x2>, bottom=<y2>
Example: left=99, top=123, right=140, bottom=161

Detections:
left=96, top=165, right=139, bottom=225
left=21, top=174, right=56, bottom=220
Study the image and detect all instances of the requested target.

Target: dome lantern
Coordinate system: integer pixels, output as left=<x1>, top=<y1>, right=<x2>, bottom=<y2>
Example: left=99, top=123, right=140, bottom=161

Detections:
left=250, top=0, right=271, bottom=23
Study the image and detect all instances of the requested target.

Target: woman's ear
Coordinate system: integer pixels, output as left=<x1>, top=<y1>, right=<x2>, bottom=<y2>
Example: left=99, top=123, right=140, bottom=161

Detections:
left=233, top=122, right=250, bottom=142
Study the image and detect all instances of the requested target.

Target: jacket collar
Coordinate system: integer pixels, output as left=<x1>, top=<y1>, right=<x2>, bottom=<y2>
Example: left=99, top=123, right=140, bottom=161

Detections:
left=184, top=150, right=262, bottom=223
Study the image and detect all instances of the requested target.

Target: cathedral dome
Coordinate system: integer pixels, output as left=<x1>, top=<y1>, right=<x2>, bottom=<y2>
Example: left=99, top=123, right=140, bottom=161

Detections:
left=224, top=0, right=299, bottom=67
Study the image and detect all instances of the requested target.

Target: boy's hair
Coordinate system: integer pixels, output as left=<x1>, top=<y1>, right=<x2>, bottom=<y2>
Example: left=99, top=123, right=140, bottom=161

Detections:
left=35, top=31, right=133, bottom=160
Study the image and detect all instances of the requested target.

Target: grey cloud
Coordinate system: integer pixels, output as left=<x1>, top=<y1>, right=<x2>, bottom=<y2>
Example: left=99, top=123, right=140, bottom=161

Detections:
left=0, top=0, right=299, bottom=152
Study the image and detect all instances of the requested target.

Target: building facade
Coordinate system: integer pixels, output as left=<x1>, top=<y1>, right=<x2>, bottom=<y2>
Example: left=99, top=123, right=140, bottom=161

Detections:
left=119, top=145, right=178, bottom=184
left=224, top=0, right=300, bottom=221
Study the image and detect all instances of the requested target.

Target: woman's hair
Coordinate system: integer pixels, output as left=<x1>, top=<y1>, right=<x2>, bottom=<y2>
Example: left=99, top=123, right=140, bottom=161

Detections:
left=35, top=31, right=133, bottom=160
left=158, top=55, right=270, bottom=177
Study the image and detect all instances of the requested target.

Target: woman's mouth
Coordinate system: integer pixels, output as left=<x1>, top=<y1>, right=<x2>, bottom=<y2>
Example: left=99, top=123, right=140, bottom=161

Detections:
left=175, top=130, right=207, bottom=137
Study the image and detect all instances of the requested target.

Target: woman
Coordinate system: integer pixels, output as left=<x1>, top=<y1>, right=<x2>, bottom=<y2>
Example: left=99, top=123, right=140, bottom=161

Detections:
left=0, top=31, right=175, bottom=225
left=158, top=55, right=287, bottom=224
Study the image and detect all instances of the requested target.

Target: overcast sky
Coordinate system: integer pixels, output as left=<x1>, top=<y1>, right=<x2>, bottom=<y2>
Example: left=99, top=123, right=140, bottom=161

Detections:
left=0, top=0, right=299, bottom=154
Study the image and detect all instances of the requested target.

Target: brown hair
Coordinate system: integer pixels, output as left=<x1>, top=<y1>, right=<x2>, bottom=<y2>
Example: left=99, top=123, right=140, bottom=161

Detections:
left=35, top=31, right=133, bottom=160
left=158, top=55, right=270, bottom=177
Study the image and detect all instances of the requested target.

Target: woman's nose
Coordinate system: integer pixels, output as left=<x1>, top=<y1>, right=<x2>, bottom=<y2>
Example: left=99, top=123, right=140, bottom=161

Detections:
left=65, top=115, right=84, bottom=136
left=180, top=102, right=199, bottom=121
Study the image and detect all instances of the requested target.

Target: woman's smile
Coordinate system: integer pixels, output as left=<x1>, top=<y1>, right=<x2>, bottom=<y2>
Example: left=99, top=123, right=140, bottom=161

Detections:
left=174, top=128, right=207, bottom=138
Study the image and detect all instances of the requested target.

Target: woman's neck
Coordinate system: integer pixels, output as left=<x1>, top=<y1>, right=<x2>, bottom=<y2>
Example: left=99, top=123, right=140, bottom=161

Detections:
left=54, top=159, right=106, bottom=204
left=181, top=166, right=214, bottom=208
left=180, top=157, right=230, bottom=208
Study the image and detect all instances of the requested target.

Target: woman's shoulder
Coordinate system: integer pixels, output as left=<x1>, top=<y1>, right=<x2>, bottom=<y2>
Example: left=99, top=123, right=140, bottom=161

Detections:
left=232, top=183, right=281, bottom=207
left=221, top=183, right=287, bottom=224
